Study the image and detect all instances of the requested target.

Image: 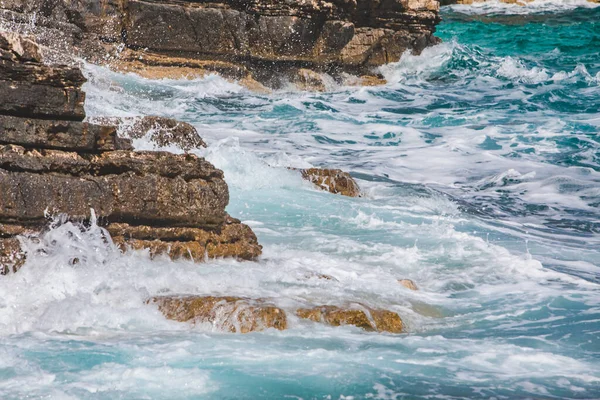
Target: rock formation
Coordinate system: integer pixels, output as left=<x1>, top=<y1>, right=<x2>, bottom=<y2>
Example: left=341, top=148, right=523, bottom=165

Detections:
left=297, top=305, right=403, bottom=333
left=0, top=31, right=261, bottom=274
left=301, top=168, right=362, bottom=197
left=148, top=295, right=288, bottom=333
left=0, top=0, right=441, bottom=88
left=88, top=116, right=207, bottom=151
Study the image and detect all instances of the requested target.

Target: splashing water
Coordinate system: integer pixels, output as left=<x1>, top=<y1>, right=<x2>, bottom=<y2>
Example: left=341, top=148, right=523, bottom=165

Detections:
left=1, top=4, right=600, bottom=399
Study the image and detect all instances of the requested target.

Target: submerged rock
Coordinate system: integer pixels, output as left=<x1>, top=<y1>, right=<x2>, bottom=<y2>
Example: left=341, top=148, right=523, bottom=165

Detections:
left=88, top=116, right=207, bottom=152
left=296, top=305, right=403, bottom=333
left=0, top=0, right=441, bottom=90
left=0, top=32, right=261, bottom=273
left=399, top=279, right=419, bottom=291
left=301, top=168, right=362, bottom=197
left=148, top=296, right=288, bottom=333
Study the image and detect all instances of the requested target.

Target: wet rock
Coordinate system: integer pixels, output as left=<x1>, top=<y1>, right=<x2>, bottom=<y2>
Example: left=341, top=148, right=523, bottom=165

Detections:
left=0, top=0, right=441, bottom=90
left=0, top=237, right=25, bottom=275
left=301, top=168, right=362, bottom=197
left=296, top=305, right=403, bottom=333
left=148, top=296, right=288, bottom=333
left=0, top=33, right=86, bottom=120
left=291, top=69, right=328, bottom=92
left=0, top=32, right=262, bottom=272
left=399, top=279, right=419, bottom=291
left=88, top=116, right=206, bottom=152
left=109, top=218, right=262, bottom=261
left=0, top=116, right=131, bottom=151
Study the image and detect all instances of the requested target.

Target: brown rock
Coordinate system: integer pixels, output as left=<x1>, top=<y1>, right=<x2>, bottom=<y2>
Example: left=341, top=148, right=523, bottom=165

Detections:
left=0, top=0, right=441, bottom=90
left=291, top=69, right=327, bottom=92
left=301, top=168, right=361, bottom=197
left=0, top=237, right=25, bottom=275
left=0, top=32, right=86, bottom=120
left=0, top=33, right=262, bottom=272
left=296, top=305, right=403, bottom=333
left=0, top=146, right=229, bottom=229
left=88, top=116, right=206, bottom=152
left=148, top=295, right=288, bottom=333
left=110, top=218, right=262, bottom=261
left=0, top=115, right=131, bottom=152
left=399, top=279, right=419, bottom=291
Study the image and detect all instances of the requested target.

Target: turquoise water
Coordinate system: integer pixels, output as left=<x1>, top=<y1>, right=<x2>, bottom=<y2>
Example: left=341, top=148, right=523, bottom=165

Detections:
left=1, top=2, right=600, bottom=399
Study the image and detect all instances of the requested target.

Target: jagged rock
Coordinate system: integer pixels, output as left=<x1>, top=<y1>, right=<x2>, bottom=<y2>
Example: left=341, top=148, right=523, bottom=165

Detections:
left=0, top=0, right=441, bottom=89
left=291, top=69, right=328, bottom=92
left=296, top=305, right=403, bottom=333
left=301, top=168, right=362, bottom=197
left=148, top=296, right=288, bottom=333
left=0, top=32, right=86, bottom=120
left=88, top=116, right=207, bottom=152
left=399, top=279, right=419, bottom=291
left=0, top=32, right=262, bottom=272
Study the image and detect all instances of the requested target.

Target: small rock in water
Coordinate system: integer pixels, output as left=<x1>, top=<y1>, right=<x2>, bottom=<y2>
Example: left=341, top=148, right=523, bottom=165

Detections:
left=301, top=168, right=361, bottom=197
left=148, top=296, right=288, bottom=333
left=296, top=305, right=403, bottom=333
left=398, top=279, right=419, bottom=291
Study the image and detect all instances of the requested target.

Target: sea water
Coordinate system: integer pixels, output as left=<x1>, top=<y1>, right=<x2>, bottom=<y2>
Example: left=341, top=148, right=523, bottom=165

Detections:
left=1, top=1, right=599, bottom=398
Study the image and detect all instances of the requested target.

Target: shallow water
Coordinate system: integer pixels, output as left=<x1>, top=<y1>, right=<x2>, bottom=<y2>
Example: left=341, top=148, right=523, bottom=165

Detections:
left=1, top=1, right=600, bottom=399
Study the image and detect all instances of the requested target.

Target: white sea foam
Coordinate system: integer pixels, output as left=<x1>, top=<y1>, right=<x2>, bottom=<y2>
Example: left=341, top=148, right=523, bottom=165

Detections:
left=446, top=0, right=600, bottom=15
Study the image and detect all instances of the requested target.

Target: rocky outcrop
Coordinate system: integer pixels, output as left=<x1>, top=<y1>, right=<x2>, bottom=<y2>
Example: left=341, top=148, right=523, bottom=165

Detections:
left=297, top=305, right=403, bottom=333
left=301, top=168, right=362, bottom=197
left=0, top=0, right=441, bottom=88
left=0, top=32, right=261, bottom=274
left=88, top=116, right=207, bottom=151
left=148, top=296, right=288, bottom=333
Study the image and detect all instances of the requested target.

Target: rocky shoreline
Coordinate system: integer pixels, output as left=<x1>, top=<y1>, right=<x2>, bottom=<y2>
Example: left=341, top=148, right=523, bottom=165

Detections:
left=0, top=30, right=411, bottom=334
left=0, top=31, right=262, bottom=274
left=0, top=0, right=436, bottom=333
left=0, top=0, right=441, bottom=89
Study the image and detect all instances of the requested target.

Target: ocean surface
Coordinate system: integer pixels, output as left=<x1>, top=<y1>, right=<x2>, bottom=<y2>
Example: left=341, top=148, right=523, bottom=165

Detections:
left=1, top=1, right=600, bottom=398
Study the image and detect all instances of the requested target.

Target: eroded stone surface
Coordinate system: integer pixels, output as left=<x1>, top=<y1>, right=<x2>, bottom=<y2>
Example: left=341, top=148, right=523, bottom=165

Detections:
left=297, top=305, right=403, bottom=333
left=0, top=0, right=441, bottom=89
left=148, top=295, right=288, bottom=333
left=0, top=32, right=262, bottom=271
left=88, top=116, right=207, bottom=151
left=301, top=168, right=362, bottom=197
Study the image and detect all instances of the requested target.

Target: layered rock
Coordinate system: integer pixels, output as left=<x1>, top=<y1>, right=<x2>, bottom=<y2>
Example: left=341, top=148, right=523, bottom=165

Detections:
left=0, top=0, right=441, bottom=88
left=88, top=116, right=207, bottom=151
left=148, top=295, right=288, bottom=333
left=440, top=0, right=533, bottom=4
left=0, top=32, right=261, bottom=274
